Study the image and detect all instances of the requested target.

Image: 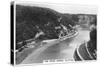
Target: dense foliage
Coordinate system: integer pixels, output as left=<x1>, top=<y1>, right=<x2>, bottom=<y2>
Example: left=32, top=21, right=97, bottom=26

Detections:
left=16, top=5, right=74, bottom=43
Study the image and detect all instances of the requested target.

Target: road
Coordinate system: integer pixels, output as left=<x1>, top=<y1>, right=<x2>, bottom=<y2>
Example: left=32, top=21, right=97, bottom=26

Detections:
left=21, top=29, right=90, bottom=64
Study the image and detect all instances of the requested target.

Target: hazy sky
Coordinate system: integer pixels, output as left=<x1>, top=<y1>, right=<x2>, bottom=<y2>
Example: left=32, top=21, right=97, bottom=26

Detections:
left=15, top=1, right=98, bottom=14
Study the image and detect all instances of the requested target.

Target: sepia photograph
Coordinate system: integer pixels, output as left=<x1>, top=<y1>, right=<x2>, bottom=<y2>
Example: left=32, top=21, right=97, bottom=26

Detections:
left=11, top=1, right=97, bottom=65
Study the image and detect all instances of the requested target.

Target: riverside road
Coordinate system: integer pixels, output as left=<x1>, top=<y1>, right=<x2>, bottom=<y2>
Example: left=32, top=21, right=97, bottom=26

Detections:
left=21, top=29, right=90, bottom=64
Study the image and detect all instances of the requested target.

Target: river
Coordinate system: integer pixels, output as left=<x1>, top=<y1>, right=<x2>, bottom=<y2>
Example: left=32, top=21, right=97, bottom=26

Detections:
left=21, top=29, right=90, bottom=64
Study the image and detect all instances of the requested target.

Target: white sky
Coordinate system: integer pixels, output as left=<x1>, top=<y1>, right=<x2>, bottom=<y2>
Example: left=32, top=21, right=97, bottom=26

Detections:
left=15, top=1, right=98, bottom=14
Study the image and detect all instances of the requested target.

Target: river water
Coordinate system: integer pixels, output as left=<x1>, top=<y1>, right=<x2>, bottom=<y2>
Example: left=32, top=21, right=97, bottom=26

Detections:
left=21, top=29, right=90, bottom=64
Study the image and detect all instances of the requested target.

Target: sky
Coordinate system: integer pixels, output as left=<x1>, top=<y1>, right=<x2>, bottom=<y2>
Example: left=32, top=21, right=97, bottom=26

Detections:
left=15, top=1, right=98, bottom=14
